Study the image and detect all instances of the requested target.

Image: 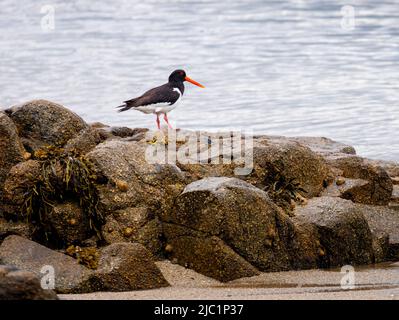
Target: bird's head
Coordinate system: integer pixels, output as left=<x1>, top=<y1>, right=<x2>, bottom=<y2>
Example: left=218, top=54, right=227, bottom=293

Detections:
left=169, top=69, right=205, bottom=88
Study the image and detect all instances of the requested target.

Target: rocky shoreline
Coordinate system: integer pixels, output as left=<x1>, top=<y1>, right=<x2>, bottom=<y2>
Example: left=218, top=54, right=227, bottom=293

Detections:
left=1, top=99, right=398, bottom=299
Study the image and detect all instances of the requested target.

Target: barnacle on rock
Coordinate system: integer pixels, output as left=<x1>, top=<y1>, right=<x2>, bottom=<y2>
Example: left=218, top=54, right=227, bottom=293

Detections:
left=123, top=227, right=134, bottom=237
left=115, top=179, right=129, bottom=192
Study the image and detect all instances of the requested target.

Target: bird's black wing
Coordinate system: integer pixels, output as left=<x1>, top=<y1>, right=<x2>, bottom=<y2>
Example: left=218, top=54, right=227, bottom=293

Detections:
left=117, top=83, right=180, bottom=112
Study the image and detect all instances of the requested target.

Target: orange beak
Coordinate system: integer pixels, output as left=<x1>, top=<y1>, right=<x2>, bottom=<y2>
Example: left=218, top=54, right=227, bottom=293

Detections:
left=185, top=76, right=205, bottom=88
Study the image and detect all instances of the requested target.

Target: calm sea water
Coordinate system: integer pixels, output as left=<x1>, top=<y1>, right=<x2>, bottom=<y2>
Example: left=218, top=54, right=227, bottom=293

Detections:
left=0, top=1, right=398, bottom=161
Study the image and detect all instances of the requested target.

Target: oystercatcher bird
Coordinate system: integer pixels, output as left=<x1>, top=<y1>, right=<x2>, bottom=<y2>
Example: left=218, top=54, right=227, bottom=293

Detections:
left=117, top=70, right=204, bottom=129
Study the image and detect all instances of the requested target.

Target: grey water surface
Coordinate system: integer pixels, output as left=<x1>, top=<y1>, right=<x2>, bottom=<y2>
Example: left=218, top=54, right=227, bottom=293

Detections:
left=0, top=0, right=398, bottom=160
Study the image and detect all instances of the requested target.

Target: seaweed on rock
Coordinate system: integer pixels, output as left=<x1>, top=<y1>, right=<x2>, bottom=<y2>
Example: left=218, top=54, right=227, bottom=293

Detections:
left=65, top=245, right=100, bottom=270
left=21, top=146, right=104, bottom=247
left=263, top=161, right=307, bottom=215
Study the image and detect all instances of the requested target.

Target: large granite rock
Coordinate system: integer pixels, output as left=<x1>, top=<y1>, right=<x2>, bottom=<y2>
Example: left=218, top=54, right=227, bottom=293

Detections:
left=294, top=197, right=375, bottom=267
left=161, top=177, right=322, bottom=281
left=86, top=139, right=185, bottom=214
left=85, top=139, right=185, bottom=255
left=5, top=100, right=88, bottom=152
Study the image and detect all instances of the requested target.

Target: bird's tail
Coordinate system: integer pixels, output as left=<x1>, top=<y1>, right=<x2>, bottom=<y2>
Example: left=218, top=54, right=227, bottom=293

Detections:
left=116, top=98, right=139, bottom=112
left=116, top=104, right=130, bottom=112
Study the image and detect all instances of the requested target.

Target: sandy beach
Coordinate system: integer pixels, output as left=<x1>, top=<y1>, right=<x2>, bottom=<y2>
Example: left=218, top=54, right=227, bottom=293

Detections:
left=59, top=260, right=399, bottom=300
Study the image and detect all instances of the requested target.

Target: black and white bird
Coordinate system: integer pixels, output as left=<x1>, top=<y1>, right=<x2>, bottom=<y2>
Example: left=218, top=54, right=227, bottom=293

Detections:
left=117, top=70, right=204, bottom=129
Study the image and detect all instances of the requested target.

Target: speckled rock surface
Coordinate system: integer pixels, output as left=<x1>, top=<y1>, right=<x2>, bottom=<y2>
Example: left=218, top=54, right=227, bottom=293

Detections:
left=95, top=242, right=169, bottom=291
left=325, top=156, right=393, bottom=205
left=5, top=100, right=88, bottom=152
left=0, top=112, right=25, bottom=194
left=162, top=223, right=260, bottom=282
left=0, top=265, right=58, bottom=300
left=162, top=177, right=322, bottom=280
left=0, top=235, right=100, bottom=294
left=294, top=197, right=374, bottom=266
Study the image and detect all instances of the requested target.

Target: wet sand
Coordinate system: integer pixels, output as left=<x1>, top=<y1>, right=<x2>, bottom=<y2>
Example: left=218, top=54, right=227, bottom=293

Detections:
left=59, top=261, right=399, bottom=300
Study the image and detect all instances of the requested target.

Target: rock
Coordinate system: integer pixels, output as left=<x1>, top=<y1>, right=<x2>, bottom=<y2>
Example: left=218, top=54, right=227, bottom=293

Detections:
left=162, top=223, right=260, bottom=282
left=287, top=219, right=324, bottom=270
left=292, top=137, right=396, bottom=205
left=162, top=177, right=320, bottom=279
left=6, top=100, right=88, bottom=153
left=157, top=129, right=235, bottom=180
left=361, top=205, right=399, bottom=260
left=288, top=136, right=356, bottom=159
left=2, top=160, right=42, bottom=219
left=85, top=139, right=185, bottom=213
left=294, top=197, right=374, bottom=267
left=0, top=265, right=58, bottom=300
left=391, top=185, right=399, bottom=203
left=0, top=219, right=31, bottom=243
left=43, top=202, right=92, bottom=245
left=0, top=112, right=25, bottom=193
left=0, top=235, right=100, bottom=293
left=368, top=159, right=399, bottom=179
left=64, top=127, right=105, bottom=155
left=95, top=242, right=169, bottom=291
left=134, top=219, right=164, bottom=257
left=102, top=207, right=164, bottom=257
left=328, top=156, right=393, bottom=205
left=371, top=233, right=390, bottom=263
left=3, top=161, right=94, bottom=245
left=322, top=177, right=368, bottom=197
left=126, top=128, right=150, bottom=142
left=90, top=122, right=109, bottom=129
left=110, top=127, right=148, bottom=138
left=171, top=132, right=330, bottom=199
left=249, top=137, right=331, bottom=198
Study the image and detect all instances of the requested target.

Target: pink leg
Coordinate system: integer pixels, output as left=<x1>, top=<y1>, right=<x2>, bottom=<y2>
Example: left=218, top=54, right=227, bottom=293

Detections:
left=156, top=114, right=160, bottom=130
left=163, top=113, right=173, bottom=129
